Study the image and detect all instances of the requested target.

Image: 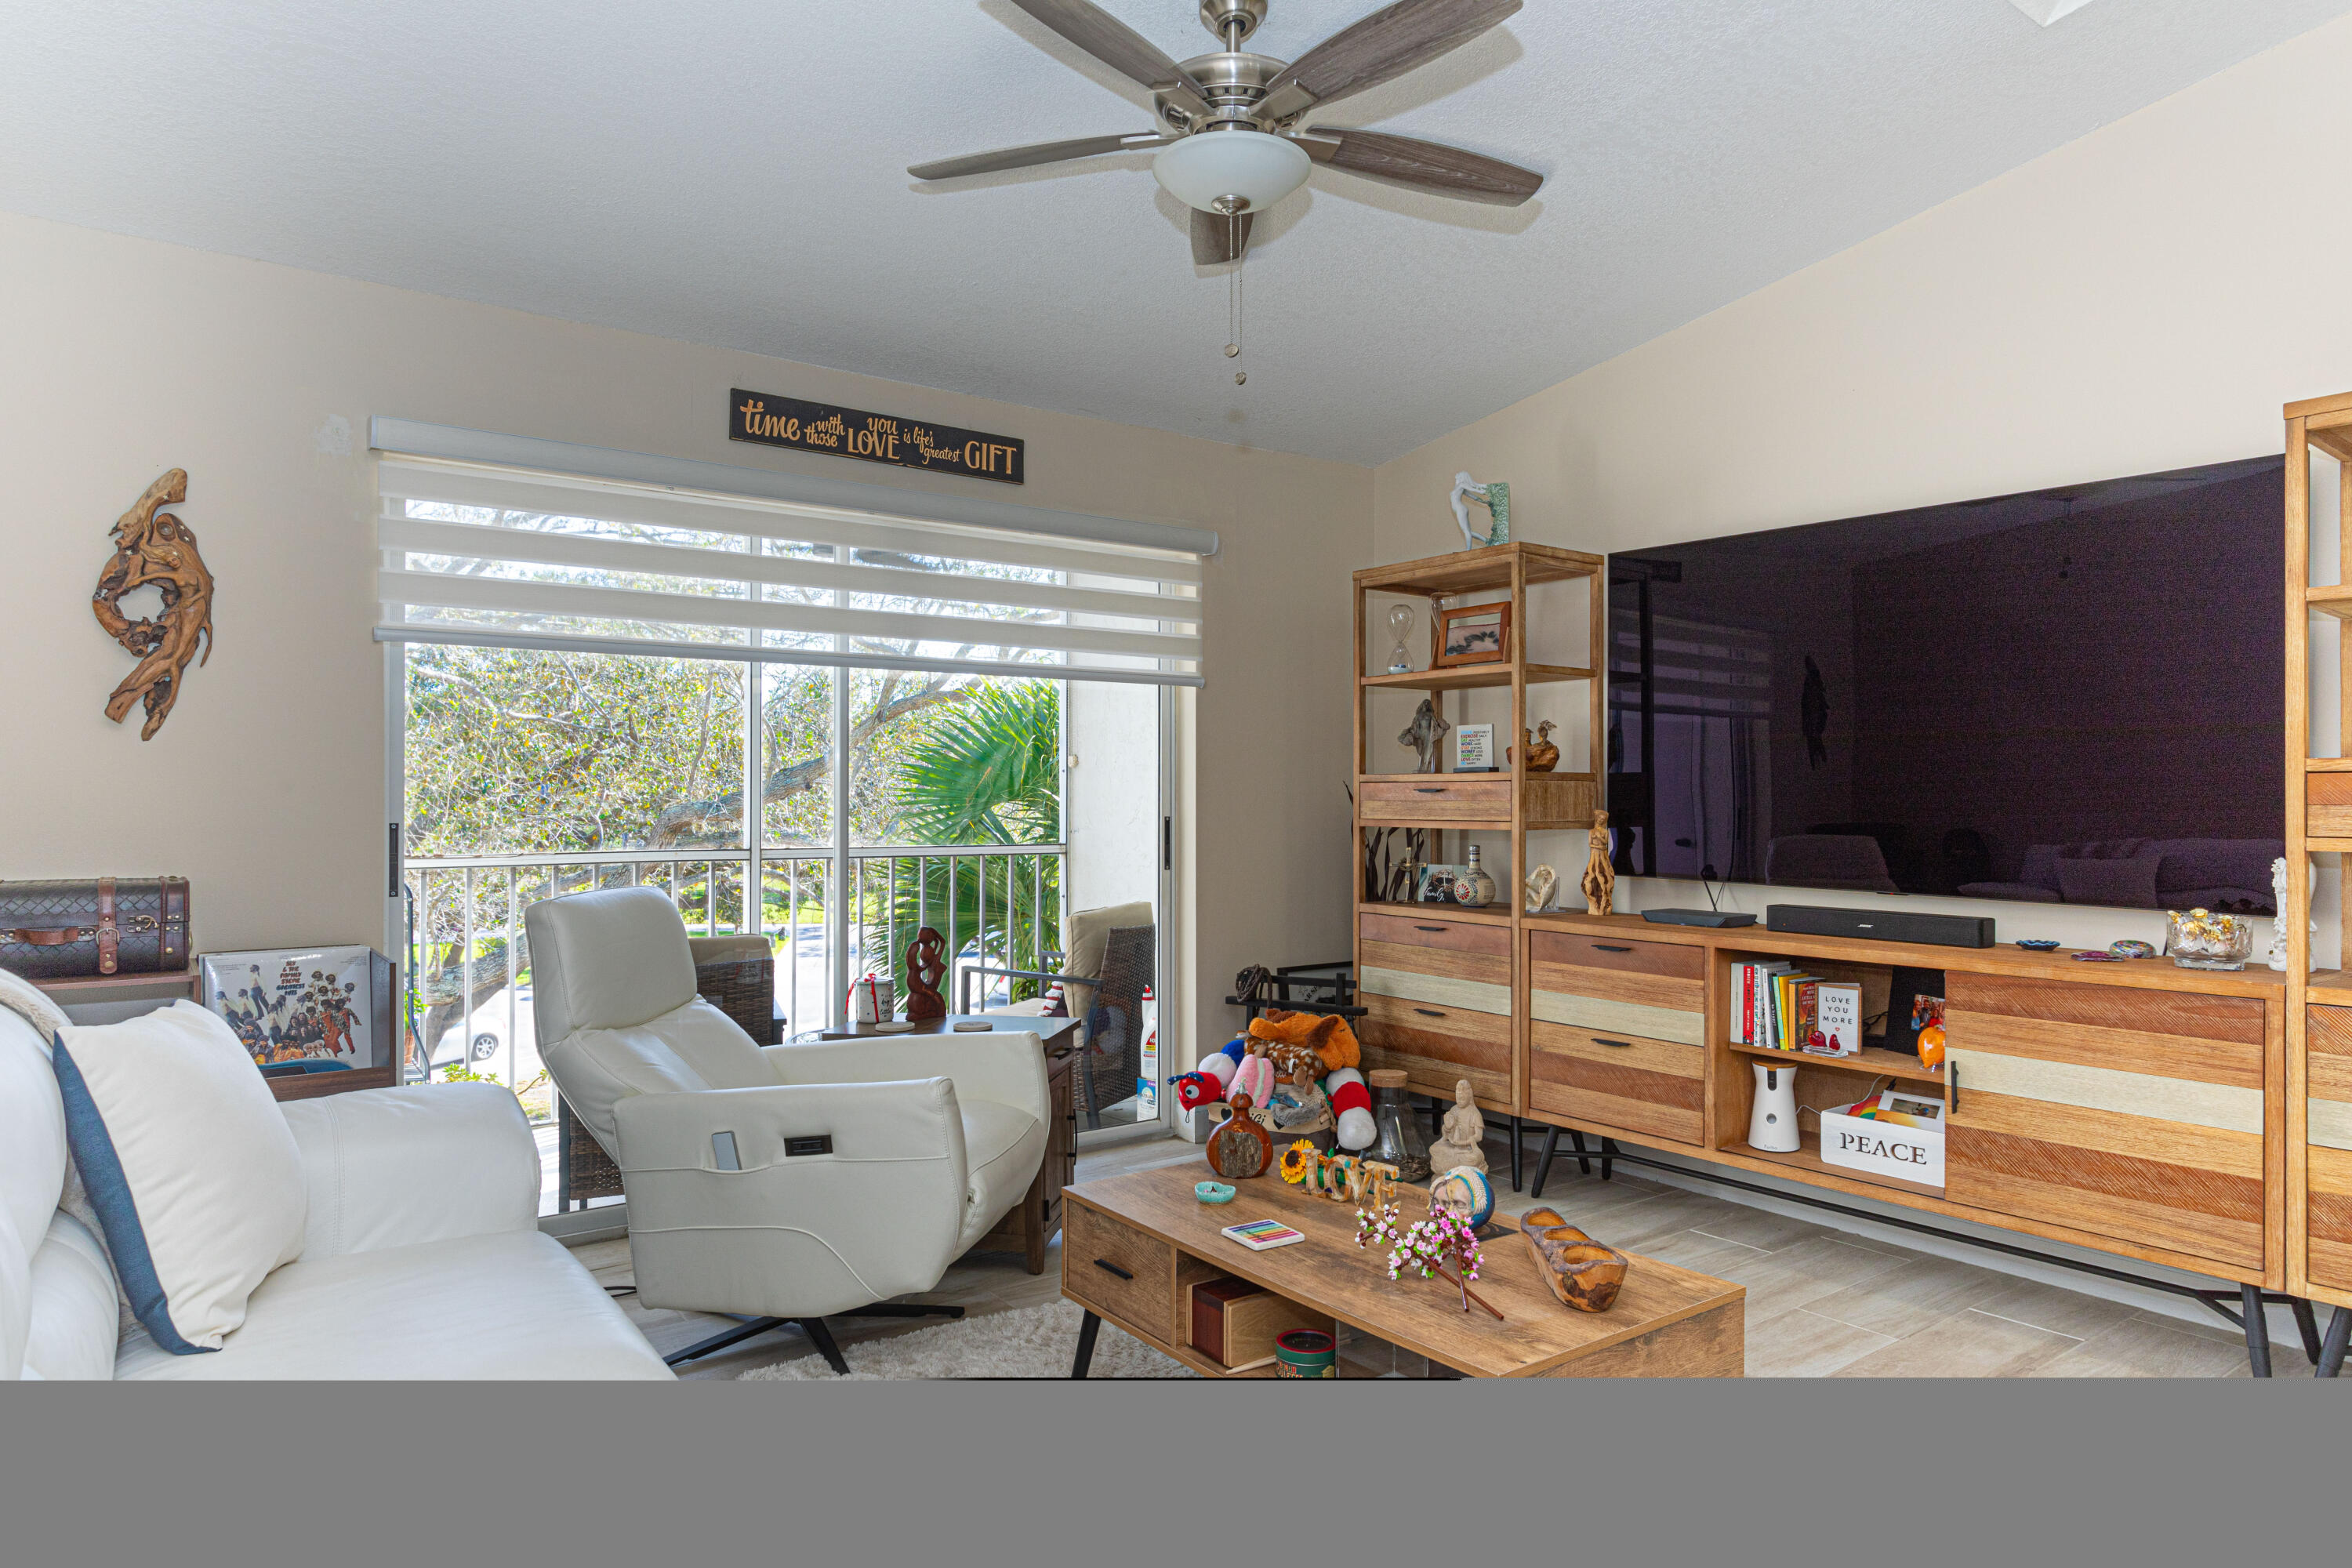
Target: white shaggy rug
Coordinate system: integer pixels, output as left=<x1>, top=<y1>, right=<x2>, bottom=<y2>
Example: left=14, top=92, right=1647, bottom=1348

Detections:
left=737, top=1300, right=1197, bottom=1381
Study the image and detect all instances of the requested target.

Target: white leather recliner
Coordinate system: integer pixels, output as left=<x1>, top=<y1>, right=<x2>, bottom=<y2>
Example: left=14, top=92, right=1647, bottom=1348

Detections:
left=525, top=887, right=1048, bottom=1372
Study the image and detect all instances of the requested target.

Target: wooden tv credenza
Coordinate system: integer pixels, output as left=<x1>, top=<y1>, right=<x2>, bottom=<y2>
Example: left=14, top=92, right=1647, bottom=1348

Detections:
left=1353, top=902, right=2323, bottom=1369
left=1352, top=539, right=2326, bottom=1372
left=1352, top=905, right=2315, bottom=1369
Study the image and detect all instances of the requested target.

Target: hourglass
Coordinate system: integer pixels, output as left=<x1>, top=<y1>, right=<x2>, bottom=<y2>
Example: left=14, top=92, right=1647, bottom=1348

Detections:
left=1386, top=604, right=1416, bottom=674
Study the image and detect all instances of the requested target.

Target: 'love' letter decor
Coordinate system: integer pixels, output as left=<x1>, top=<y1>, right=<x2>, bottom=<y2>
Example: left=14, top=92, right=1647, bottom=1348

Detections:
left=93, top=470, right=216, bottom=740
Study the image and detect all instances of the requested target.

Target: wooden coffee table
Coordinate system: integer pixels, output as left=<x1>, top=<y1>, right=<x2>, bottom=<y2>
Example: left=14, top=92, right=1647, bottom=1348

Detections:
left=1062, top=1164, right=1745, bottom=1377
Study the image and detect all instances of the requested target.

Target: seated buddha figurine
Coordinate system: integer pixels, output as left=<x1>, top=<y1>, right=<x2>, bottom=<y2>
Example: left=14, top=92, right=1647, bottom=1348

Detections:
left=1428, top=1079, right=1488, bottom=1178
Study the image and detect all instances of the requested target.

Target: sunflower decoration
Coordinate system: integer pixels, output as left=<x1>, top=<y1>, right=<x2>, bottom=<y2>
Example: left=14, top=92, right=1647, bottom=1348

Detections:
left=1279, top=1140, right=1317, bottom=1185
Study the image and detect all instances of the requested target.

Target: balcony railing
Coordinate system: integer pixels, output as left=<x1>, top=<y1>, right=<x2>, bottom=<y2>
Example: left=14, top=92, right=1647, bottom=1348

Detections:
left=400, top=844, right=1065, bottom=1209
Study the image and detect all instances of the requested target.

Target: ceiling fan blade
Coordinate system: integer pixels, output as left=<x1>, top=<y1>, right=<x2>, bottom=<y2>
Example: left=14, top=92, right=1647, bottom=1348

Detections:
left=909, top=131, right=1165, bottom=182
left=1189, top=208, right=1254, bottom=265
left=1294, top=127, right=1541, bottom=205
left=1260, top=0, right=1521, bottom=122
left=1007, top=0, right=1209, bottom=101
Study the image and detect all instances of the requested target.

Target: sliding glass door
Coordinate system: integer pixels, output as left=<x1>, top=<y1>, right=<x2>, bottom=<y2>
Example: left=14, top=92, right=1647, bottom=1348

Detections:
left=397, top=647, right=1167, bottom=1209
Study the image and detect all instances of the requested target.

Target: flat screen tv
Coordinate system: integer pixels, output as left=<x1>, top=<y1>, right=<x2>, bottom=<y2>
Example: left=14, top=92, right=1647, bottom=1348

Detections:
left=1605, top=456, right=2284, bottom=914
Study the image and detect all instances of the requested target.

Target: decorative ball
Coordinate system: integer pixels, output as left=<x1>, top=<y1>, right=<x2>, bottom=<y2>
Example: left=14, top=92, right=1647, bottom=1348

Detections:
left=1916, top=1023, right=1947, bottom=1069
left=1428, top=1167, right=1495, bottom=1230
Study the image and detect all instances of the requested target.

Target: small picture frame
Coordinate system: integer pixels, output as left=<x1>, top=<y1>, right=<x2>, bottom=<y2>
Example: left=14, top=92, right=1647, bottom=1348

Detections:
left=1414, top=863, right=1467, bottom=903
left=198, top=945, right=397, bottom=1098
left=1434, top=601, right=1512, bottom=668
left=1454, top=723, right=1497, bottom=772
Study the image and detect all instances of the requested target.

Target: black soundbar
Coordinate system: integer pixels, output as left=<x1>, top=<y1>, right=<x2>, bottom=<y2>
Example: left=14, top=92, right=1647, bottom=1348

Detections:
left=1764, top=905, right=1996, bottom=948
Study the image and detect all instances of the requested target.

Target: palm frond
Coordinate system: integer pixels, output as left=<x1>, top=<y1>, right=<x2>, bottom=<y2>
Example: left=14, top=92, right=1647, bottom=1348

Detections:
left=891, top=683, right=1061, bottom=846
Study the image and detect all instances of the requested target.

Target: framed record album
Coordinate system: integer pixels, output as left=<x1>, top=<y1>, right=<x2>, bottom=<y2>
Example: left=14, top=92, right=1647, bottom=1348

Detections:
left=200, top=946, right=397, bottom=1094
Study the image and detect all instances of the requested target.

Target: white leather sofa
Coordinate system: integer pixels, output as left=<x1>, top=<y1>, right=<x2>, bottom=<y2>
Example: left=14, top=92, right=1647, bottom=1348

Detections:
left=1, top=1004, right=670, bottom=1381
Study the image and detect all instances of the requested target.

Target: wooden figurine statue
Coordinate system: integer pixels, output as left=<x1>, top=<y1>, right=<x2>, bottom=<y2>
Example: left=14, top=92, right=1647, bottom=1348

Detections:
left=904, top=926, right=948, bottom=1020
left=93, top=469, right=216, bottom=740
left=1207, top=1093, right=1274, bottom=1179
left=1581, top=810, right=1616, bottom=917
left=1429, top=1079, right=1488, bottom=1177
left=1520, top=720, right=1559, bottom=773
left=1398, top=696, right=1450, bottom=774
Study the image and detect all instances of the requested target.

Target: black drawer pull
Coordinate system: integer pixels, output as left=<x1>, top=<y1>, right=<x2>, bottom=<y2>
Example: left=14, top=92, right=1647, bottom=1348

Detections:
left=1414, top=924, right=1447, bottom=932
left=1092, top=1258, right=1134, bottom=1282
left=1947, top=1062, right=1960, bottom=1113
left=1592, top=943, right=1633, bottom=953
left=1415, top=1007, right=1446, bottom=1018
left=1592, top=1037, right=1635, bottom=1049
left=1414, top=786, right=1446, bottom=794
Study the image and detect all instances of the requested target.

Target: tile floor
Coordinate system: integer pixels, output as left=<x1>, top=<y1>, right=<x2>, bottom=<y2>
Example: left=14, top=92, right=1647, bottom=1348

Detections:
left=575, top=1126, right=2310, bottom=1378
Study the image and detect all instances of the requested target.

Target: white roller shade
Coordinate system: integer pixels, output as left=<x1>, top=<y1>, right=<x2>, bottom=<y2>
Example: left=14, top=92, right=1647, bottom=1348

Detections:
left=371, top=441, right=1206, bottom=686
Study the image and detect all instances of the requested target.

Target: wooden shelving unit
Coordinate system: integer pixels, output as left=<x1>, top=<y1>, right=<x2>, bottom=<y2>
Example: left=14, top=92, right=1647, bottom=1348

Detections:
left=1354, top=899, right=1513, bottom=927
left=31, top=964, right=198, bottom=998
left=1338, top=531, right=2315, bottom=1354
left=1356, top=662, right=1592, bottom=692
left=1732, top=1129, right=1949, bottom=1201
left=2286, top=388, right=2352, bottom=1317
left=1352, top=543, right=1606, bottom=1120
left=1726, top=1039, right=1947, bottom=1087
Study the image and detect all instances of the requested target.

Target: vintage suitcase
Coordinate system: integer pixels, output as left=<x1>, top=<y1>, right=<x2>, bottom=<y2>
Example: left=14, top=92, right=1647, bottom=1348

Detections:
left=0, top=877, right=192, bottom=979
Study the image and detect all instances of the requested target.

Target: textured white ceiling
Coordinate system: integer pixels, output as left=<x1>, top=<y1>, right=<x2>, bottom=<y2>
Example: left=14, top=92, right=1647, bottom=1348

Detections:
left=4, top=1, right=2347, bottom=465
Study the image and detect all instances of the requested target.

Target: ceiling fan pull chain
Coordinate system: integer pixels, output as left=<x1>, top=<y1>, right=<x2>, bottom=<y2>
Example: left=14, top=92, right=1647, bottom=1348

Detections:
left=1226, top=249, right=1247, bottom=386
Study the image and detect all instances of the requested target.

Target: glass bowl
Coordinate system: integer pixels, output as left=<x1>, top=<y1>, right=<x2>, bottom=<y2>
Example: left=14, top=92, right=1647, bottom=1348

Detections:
left=2166, top=909, right=2254, bottom=971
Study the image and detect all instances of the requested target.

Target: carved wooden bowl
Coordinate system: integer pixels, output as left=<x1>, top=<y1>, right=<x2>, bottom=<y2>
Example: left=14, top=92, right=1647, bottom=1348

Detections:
left=1519, top=1207, right=1631, bottom=1314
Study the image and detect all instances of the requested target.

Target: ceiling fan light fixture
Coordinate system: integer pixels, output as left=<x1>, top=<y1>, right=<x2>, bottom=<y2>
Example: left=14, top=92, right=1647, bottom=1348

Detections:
left=1152, top=129, right=1311, bottom=215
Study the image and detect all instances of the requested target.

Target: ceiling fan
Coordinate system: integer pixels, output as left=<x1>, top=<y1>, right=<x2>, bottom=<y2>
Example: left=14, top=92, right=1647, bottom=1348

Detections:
left=910, top=0, right=1543, bottom=265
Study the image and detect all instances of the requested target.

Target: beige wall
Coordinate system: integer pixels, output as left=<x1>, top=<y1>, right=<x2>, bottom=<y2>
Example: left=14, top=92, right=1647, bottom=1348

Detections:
left=1372, top=13, right=2352, bottom=951
left=0, top=210, right=1369, bottom=1063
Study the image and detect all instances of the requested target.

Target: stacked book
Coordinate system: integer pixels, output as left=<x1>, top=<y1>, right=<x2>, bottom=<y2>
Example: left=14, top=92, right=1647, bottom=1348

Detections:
left=1730, top=960, right=1860, bottom=1057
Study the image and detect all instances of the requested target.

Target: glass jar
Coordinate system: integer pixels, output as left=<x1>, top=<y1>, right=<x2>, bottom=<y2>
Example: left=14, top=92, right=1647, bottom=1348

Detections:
left=2166, top=908, right=2254, bottom=971
left=1363, top=1068, right=1432, bottom=1182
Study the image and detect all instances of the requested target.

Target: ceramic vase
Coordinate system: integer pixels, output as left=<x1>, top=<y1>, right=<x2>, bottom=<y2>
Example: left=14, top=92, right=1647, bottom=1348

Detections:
left=1454, top=844, right=1497, bottom=909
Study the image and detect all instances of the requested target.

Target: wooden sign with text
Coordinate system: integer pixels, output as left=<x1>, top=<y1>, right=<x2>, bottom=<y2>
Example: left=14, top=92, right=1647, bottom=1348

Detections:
left=729, top=390, right=1024, bottom=485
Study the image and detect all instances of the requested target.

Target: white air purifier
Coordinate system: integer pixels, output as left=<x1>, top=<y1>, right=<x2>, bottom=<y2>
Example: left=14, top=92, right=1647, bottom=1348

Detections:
left=1748, top=1062, right=1801, bottom=1152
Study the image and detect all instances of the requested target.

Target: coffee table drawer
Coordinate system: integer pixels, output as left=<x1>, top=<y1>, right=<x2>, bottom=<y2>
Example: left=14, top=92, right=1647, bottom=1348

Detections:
left=1064, top=1200, right=1174, bottom=1342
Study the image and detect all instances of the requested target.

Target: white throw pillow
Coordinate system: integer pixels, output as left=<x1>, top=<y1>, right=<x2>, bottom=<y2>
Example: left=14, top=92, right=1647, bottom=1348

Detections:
left=52, top=1001, right=307, bottom=1353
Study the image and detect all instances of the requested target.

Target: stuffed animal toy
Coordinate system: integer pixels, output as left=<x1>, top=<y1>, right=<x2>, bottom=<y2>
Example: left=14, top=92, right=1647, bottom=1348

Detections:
left=1246, top=1009, right=1360, bottom=1074
left=1323, top=1066, right=1374, bottom=1150
left=1169, top=1029, right=1374, bottom=1149
left=1169, top=1036, right=1248, bottom=1111
left=1229, top=1040, right=1277, bottom=1109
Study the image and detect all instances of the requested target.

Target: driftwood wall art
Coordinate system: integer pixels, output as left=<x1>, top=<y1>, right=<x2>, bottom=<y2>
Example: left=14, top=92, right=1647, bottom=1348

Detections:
left=93, top=470, right=214, bottom=740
